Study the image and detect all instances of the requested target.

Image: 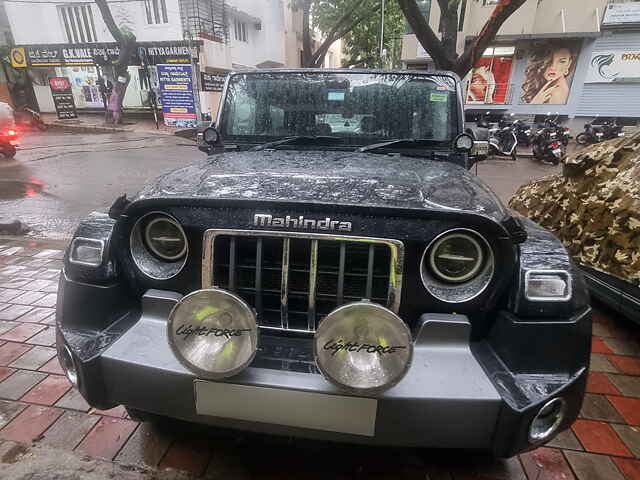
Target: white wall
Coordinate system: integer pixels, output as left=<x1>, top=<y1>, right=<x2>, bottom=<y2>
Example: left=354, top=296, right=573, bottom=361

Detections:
left=5, top=0, right=183, bottom=45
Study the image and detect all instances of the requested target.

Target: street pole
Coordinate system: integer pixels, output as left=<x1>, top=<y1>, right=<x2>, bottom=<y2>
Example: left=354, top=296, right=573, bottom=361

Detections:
left=379, top=0, right=386, bottom=67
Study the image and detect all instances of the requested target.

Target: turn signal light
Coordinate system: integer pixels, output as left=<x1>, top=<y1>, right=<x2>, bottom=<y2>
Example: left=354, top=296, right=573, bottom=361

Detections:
left=525, top=270, right=571, bottom=302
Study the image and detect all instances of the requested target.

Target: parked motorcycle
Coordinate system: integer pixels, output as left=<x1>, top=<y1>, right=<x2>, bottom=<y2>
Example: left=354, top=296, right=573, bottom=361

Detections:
left=532, top=123, right=565, bottom=165
left=0, top=128, right=18, bottom=159
left=511, top=119, right=533, bottom=147
left=576, top=117, right=624, bottom=145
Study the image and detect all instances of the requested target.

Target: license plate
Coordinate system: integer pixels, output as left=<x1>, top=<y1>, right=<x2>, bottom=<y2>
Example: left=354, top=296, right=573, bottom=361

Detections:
left=194, top=380, right=378, bottom=436
left=553, top=149, right=563, bottom=155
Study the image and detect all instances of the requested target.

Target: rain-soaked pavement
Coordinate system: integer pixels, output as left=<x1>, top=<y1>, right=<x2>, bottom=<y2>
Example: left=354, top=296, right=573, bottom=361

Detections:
left=0, top=131, right=561, bottom=239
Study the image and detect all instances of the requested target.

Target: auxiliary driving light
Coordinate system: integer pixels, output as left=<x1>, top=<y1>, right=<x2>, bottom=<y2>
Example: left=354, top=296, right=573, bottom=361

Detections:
left=529, top=397, right=567, bottom=443
left=168, top=289, right=258, bottom=379
left=314, top=302, right=413, bottom=394
left=58, top=343, right=79, bottom=388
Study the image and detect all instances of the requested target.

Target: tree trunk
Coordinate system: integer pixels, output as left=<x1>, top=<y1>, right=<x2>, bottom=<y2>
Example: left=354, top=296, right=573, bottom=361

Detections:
left=437, top=0, right=459, bottom=62
left=301, top=0, right=313, bottom=67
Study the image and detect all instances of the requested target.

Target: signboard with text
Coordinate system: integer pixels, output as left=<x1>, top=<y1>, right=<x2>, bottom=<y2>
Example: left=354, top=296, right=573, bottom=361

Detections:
left=49, top=77, right=77, bottom=120
left=603, top=3, right=640, bottom=25
left=586, top=50, right=640, bottom=83
left=158, top=64, right=197, bottom=128
left=200, top=72, right=226, bottom=92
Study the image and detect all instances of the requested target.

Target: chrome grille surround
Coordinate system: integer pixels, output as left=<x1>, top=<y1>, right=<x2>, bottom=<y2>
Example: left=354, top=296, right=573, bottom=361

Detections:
left=202, top=229, right=404, bottom=334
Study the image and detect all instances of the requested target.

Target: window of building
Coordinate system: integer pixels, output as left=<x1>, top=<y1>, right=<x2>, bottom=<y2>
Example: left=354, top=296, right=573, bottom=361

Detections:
left=59, top=4, right=97, bottom=43
left=483, top=0, right=499, bottom=5
left=144, top=0, right=168, bottom=24
left=234, top=19, right=247, bottom=42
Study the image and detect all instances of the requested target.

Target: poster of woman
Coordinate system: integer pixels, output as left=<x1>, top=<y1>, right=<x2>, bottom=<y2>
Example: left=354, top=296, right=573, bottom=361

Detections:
left=466, top=54, right=514, bottom=104
left=521, top=40, right=581, bottom=105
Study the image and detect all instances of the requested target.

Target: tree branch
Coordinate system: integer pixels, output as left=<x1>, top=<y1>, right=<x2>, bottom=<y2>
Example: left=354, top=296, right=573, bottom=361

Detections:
left=94, top=0, right=124, bottom=44
left=397, top=0, right=455, bottom=70
left=454, top=0, right=527, bottom=77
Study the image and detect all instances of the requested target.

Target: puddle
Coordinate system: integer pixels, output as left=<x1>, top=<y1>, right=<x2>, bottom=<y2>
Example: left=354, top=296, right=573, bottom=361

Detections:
left=0, top=178, right=45, bottom=200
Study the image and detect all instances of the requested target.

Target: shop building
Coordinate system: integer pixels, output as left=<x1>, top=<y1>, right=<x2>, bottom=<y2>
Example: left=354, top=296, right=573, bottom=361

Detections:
left=402, top=0, right=640, bottom=131
left=4, top=0, right=305, bottom=118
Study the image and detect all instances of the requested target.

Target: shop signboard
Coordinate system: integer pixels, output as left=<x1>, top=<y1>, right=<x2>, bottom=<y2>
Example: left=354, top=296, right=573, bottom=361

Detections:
left=20, top=41, right=198, bottom=67
left=586, top=50, right=640, bottom=83
left=157, top=64, right=198, bottom=128
left=603, top=3, right=640, bottom=26
left=201, top=72, right=226, bottom=92
left=49, top=77, right=77, bottom=120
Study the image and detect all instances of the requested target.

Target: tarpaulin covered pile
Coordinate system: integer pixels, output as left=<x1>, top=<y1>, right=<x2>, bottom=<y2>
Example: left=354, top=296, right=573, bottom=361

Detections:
left=510, top=131, right=640, bottom=284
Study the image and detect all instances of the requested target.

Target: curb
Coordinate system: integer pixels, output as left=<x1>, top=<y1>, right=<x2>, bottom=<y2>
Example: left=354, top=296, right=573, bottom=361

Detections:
left=45, top=122, right=178, bottom=137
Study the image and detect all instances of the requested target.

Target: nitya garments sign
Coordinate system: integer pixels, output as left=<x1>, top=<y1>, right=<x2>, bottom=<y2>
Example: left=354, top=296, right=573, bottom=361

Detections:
left=586, top=50, right=640, bottom=83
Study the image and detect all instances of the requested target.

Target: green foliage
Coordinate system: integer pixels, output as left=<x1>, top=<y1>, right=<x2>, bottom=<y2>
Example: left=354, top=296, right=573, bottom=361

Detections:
left=312, top=0, right=404, bottom=68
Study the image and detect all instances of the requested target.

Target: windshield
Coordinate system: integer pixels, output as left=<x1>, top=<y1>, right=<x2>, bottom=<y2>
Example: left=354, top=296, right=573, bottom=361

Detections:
left=220, top=72, right=459, bottom=148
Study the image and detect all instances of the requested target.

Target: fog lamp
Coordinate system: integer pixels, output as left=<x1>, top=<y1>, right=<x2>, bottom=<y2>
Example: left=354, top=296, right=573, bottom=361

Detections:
left=529, top=397, right=566, bottom=443
left=58, top=344, right=79, bottom=387
left=69, top=237, right=104, bottom=267
left=168, top=289, right=258, bottom=379
left=314, top=302, right=412, bottom=394
left=525, top=270, right=571, bottom=302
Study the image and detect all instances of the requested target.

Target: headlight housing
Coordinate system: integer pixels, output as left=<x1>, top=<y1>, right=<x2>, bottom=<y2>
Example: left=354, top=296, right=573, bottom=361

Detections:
left=130, top=212, right=188, bottom=280
left=421, top=229, right=494, bottom=303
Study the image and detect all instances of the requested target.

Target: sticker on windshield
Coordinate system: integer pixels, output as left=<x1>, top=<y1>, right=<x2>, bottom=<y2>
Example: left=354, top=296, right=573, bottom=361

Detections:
left=328, top=90, right=345, bottom=101
left=430, top=92, right=449, bottom=102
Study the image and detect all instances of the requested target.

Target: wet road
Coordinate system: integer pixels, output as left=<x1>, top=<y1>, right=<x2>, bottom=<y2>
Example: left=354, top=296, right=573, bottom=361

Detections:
left=0, top=131, right=200, bottom=239
left=0, top=131, right=561, bottom=239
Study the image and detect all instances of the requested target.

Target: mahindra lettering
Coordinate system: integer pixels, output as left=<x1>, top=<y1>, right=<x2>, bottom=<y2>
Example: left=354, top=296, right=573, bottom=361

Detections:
left=57, top=70, right=591, bottom=457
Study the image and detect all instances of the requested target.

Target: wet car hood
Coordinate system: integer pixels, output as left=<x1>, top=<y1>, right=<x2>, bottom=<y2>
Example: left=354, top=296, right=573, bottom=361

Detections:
left=134, top=150, right=507, bottom=221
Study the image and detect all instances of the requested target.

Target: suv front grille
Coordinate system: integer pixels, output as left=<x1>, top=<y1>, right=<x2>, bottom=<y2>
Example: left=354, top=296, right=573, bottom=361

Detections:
left=202, top=230, right=404, bottom=333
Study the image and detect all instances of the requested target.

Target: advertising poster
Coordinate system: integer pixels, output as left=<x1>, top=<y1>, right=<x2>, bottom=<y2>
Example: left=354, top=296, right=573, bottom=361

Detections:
left=466, top=55, right=514, bottom=104
left=586, top=50, right=640, bottom=83
left=520, top=40, right=581, bottom=105
left=201, top=72, right=226, bottom=92
left=48, top=77, right=77, bottom=119
left=157, top=64, right=197, bottom=128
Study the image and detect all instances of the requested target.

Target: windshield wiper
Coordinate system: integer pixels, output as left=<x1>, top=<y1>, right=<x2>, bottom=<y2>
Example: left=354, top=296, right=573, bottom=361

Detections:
left=357, top=139, right=442, bottom=154
left=251, top=136, right=342, bottom=151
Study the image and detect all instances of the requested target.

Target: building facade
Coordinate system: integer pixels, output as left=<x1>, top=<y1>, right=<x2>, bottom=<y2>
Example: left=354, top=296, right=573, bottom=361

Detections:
left=402, top=0, right=640, bottom=130
left=4, top=0, right=305, bottom=117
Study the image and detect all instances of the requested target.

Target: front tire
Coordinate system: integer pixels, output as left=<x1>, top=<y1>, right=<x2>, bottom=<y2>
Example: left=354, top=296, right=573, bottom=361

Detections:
left=2, top=144, right=16, bottom=159
left=576, top=133, right=588, bottom=145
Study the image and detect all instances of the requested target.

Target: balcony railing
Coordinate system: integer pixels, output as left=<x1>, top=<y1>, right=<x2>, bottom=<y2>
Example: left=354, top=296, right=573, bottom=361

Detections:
left=465, top=82, right=514, bottom=105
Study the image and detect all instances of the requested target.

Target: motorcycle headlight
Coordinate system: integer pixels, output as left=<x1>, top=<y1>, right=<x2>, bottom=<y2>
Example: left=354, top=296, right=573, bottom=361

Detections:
left=314, top=302, right=412, bottom=394
left=130, top=212, right=188, bottom=279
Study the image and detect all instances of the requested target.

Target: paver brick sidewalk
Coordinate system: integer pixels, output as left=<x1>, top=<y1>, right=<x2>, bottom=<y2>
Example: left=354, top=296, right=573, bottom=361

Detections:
left=1, top=237, right=640, bottom=479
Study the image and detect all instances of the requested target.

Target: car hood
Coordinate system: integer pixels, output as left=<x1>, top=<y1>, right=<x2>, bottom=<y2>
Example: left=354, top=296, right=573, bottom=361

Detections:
left=134, top=150, right=507, bottom=221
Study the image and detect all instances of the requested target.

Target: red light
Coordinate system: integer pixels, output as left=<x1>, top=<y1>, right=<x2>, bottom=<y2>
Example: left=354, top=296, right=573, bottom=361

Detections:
left=551, top=142, right=561, bottom=149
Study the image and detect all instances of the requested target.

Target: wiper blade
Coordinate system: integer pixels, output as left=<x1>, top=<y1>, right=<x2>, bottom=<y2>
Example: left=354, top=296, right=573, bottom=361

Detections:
left=251, top=136, right=342, bottom=151
left=358, top=138, right=439, bottom=153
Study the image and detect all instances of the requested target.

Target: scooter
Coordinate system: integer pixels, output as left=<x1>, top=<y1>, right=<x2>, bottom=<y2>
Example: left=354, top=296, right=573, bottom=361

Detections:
left=512, top=119, right=533, bottom=147
left=0, top=128, right=18, bottom=159
left=488, top=113, right=518, bottom=161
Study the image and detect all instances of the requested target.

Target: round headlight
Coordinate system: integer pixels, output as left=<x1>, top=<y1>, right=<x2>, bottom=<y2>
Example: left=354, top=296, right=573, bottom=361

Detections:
left=144, top=216, right=187, bottom=261
left=529, top=398, right=566, bottom=443
left=454, top=133, right=474, bottom=152
left=429, top=232, right=484, bottom=284
left=314, top=302, right=412, bottom=394
left=168, top=289, right=258, bottom=379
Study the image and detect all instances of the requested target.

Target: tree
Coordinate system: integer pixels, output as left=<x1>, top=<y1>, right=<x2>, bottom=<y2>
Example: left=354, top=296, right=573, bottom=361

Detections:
left=95, top=0, right=137, bottom=123
left=297, top=0, right=381, bottom=68
left=397, top=0, right=527, bottom=77
left=320, top=0, right=404, bottom=68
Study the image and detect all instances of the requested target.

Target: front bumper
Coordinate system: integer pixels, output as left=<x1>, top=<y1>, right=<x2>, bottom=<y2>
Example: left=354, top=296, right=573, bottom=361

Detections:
left=57, top=280, right=590, bottom=457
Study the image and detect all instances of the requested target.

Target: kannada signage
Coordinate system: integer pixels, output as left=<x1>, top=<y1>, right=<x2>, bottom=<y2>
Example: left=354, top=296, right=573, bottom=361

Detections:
left=586, top=50, right=640, bottom=83
left=200, top=72, right=226, bottom=92
left=49, top=77, right=77, bottom=120
left=158, top=64, right=198, bottom=128
left=20, top=41, right=198, bottom=67
left=603, top=3, right=640, bottom=26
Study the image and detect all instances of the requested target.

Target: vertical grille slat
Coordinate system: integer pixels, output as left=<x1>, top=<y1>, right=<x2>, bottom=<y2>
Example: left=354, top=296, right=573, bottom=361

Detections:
left=281, top=238, right=290, bottom=329
left=337, top=242, right=346, bottom=306
left=204, top=230, right=403, bottom=334
left=365, top=244, right=375, bottom=299
left=255, top=238, right=263, bottom=320
left=308, top=240, right=318, bottom=331
left=228, top=237, right=237, bottom=292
